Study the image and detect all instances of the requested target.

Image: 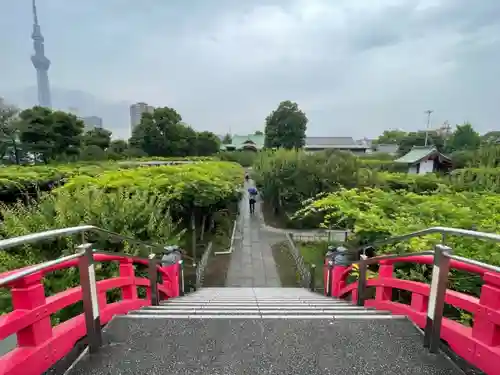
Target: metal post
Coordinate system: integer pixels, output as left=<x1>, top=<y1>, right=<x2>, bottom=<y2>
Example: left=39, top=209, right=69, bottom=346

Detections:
left=309, top=264, right=316, bottom=292
left=423, top=244, right=452, bottom=353
left=77, top=243, right=102, bottom=353
left=326, top=260, right=333, bottom=297
left=178, top=260, right=185, bottom=296
left=148, top=254, right=159, bottom=306
left=356, top=261, right=367, bottom=306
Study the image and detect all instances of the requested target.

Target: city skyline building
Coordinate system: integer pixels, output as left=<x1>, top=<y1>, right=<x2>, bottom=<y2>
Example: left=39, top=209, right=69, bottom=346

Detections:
left=31, top=0, right=52, bottom=108
left=82, top=115, right=103, bottom=131
left=130, top=102, right=154, bottom=134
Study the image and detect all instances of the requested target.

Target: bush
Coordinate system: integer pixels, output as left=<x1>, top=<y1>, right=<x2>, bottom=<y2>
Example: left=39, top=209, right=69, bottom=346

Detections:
left=294, top=188, right=500, bottom=265
left=252, top=149, right=364, bottom=215
left=218, top=151, right=257, bottom=167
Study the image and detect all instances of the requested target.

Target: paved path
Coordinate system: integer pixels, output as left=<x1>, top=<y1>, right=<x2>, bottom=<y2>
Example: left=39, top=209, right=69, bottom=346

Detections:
left=225, top=181, right=282, bottom=287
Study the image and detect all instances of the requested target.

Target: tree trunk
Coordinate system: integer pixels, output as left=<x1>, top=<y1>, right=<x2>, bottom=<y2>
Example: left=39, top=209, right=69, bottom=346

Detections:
left=11, top=140, right=19, bottom=165
left=199, top=214, right=207, bottom=241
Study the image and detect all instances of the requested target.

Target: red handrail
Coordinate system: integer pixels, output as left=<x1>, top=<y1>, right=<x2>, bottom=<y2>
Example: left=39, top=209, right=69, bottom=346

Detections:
left=324, top=254, right=500, bottom=375
left=0, top=254, right=181, bottom=375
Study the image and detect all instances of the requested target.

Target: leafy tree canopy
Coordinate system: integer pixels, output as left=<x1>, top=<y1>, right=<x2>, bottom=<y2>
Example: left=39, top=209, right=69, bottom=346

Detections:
left=196, top=131, right=220, bottom=156
left=83, top=128, right=112, bottom=150
left=264, top=100, right=308, bottom=149
left=18, top=106, right=84, bottom=163
left=447, top=122, right=481, bottom=152
left=374, top=129, right=407, bottom=145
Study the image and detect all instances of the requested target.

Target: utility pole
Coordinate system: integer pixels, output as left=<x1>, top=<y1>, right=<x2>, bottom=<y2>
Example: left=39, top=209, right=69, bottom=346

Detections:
left=424, top=110, right=433, bottom=147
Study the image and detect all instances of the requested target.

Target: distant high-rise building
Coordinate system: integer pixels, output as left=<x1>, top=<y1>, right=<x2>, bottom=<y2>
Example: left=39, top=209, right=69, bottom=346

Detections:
left=82, top=116, right=103, bottom=131
left=31, top=0, right=52, bottom=108
left=130, top=102, right=154, bottom=134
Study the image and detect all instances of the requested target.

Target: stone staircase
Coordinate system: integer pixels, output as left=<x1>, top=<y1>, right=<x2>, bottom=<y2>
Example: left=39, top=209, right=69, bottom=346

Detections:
left=67, top=287, right=463, bottom=374
left=126, top=287, right=402, bottom=319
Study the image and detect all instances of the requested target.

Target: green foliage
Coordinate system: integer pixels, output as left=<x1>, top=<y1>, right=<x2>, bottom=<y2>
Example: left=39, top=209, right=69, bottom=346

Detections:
left=195, top=131, right=221, bottom=156
left=294, top=188, right=500, bottom=265
left=59, top=161, right=243, bottom=218
left=83, top=128, right=112, bottom=150
left=398, top=131, right=445, bottom=155
left=264, top=100, right=307, bottom=149
left=218, top=150, right=257, bottom=167
left=80, top=145, right=107, bottom=161
left=374, top=130, right=407, bottom=145
left=450, top=168, right=500, bottom=192
left=0, top=104, right=22, bottom=164
left=447, top=123, right=481, bottom=152
left=18, top=106, right=85, bottom=162
left=252, top=149, right=363, bottom=215
left=129, top=107, right=220, bottom=157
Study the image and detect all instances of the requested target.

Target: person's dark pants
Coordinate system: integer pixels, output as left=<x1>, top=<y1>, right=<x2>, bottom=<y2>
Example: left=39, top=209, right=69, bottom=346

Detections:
left=249, top=198, right=256, bottom=213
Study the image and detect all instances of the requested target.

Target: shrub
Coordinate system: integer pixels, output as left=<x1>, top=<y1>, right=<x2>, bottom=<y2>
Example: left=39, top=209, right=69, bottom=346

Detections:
left=218, top=151, right=257, bottom=167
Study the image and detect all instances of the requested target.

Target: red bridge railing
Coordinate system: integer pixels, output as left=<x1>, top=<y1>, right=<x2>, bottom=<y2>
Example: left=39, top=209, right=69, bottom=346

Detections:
left=0, top=226, right=185, bottom=375
left=323, top=227, right=500, bottom=375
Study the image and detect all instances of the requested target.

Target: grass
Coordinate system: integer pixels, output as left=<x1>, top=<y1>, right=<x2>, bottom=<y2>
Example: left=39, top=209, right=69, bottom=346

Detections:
left=201, top=210, right=237, bottom=287
left=271, top=242, right=301, bottom=287
left=297, top=241, right=330, bottom=291
left=298, top=241, right=328, bottom=267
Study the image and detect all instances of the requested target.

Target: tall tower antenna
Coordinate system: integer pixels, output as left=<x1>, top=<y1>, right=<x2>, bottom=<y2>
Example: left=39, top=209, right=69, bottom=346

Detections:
left=31, top=0, right=52, bottom=108
left=424, top=110, right=433, bottom=147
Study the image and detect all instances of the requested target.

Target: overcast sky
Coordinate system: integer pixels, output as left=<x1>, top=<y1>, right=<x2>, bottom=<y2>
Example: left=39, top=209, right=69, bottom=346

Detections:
left=1, top=0, right=500, bottom=139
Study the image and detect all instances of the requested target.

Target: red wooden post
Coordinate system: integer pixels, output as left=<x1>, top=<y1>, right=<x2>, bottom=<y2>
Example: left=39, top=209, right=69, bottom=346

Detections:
left=10, top=272, right=52, bottom=347
left=473, top=272, right=500, bottom=346
left=119, top=259, right=137, bottom=300
left=331, top=265, right=348, bottom=297
left=375, top=262, right=394, bottom=302
left=410, top=293, right=429, bottom=313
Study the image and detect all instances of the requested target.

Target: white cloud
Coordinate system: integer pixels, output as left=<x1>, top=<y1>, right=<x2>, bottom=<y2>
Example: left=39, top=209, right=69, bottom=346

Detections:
left=1, top=0, right=500, bottom=139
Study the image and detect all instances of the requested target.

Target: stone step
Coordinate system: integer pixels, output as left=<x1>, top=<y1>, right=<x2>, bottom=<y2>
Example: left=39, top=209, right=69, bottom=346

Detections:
left=154, top=303, right=358, bottom=310
left=134, top=309, right=391, bottom=315
left=124, top=313, right=403, bottom=320
left=161, top=301, right=353, bottom=306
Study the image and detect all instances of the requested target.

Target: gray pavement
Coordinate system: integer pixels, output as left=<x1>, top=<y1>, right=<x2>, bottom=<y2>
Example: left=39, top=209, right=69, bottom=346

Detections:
left=225, top=181, right=283, bottom=287
left=67, top=316, right=460, bottom=375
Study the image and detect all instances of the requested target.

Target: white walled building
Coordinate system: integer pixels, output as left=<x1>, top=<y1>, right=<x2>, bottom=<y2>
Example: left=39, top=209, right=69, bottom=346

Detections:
left=394, top=146, right=451, bottom=175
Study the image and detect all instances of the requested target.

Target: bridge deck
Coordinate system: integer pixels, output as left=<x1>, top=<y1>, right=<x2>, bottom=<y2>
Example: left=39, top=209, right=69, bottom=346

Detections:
left=67, top=316, right=460, bottom=375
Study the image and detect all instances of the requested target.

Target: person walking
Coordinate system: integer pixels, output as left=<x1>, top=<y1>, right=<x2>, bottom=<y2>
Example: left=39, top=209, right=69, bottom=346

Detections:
left=248, top=186, right=258, bottom=214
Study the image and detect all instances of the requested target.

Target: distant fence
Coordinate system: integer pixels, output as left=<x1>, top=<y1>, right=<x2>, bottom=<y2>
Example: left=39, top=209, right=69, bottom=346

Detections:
left=288, top=230, right=349, bottom=243
left=195, top=241, right=213, bottom=289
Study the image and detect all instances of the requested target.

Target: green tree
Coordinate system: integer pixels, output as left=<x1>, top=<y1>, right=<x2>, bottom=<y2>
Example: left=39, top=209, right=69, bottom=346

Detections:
left=374, top=129, right=407, bottom=145
left=221, top=133, right=232, bottom=144
left=196, top=131, right=220, bottom=156
left=80, top=145, right=106, bottom=161
left=447, top=123, right=481, bottom=152
left=0, top=104, right=21, bottom=164
left=18, top=106, right=84, bottom=163
left=481, top=131, right=500, bottom=145
left=129, top=107, right=197, bottom=157
left=83, top=128, right=112, bottom=150
left=108, top=139, right=128, bottom=154
left=264, top=100, right=308, bottom=149
left=254, top=130, right=263, bottom=135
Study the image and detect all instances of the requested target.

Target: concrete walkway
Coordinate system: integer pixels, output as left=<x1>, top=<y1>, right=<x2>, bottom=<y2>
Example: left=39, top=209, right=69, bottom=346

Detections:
left=225, top=181, right=282, bottom=287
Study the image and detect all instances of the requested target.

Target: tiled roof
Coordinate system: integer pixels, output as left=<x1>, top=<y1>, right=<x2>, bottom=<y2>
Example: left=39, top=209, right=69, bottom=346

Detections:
left=305, top=137, right=357, bottom=146
left=394, top=146, right=450, bottom=164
